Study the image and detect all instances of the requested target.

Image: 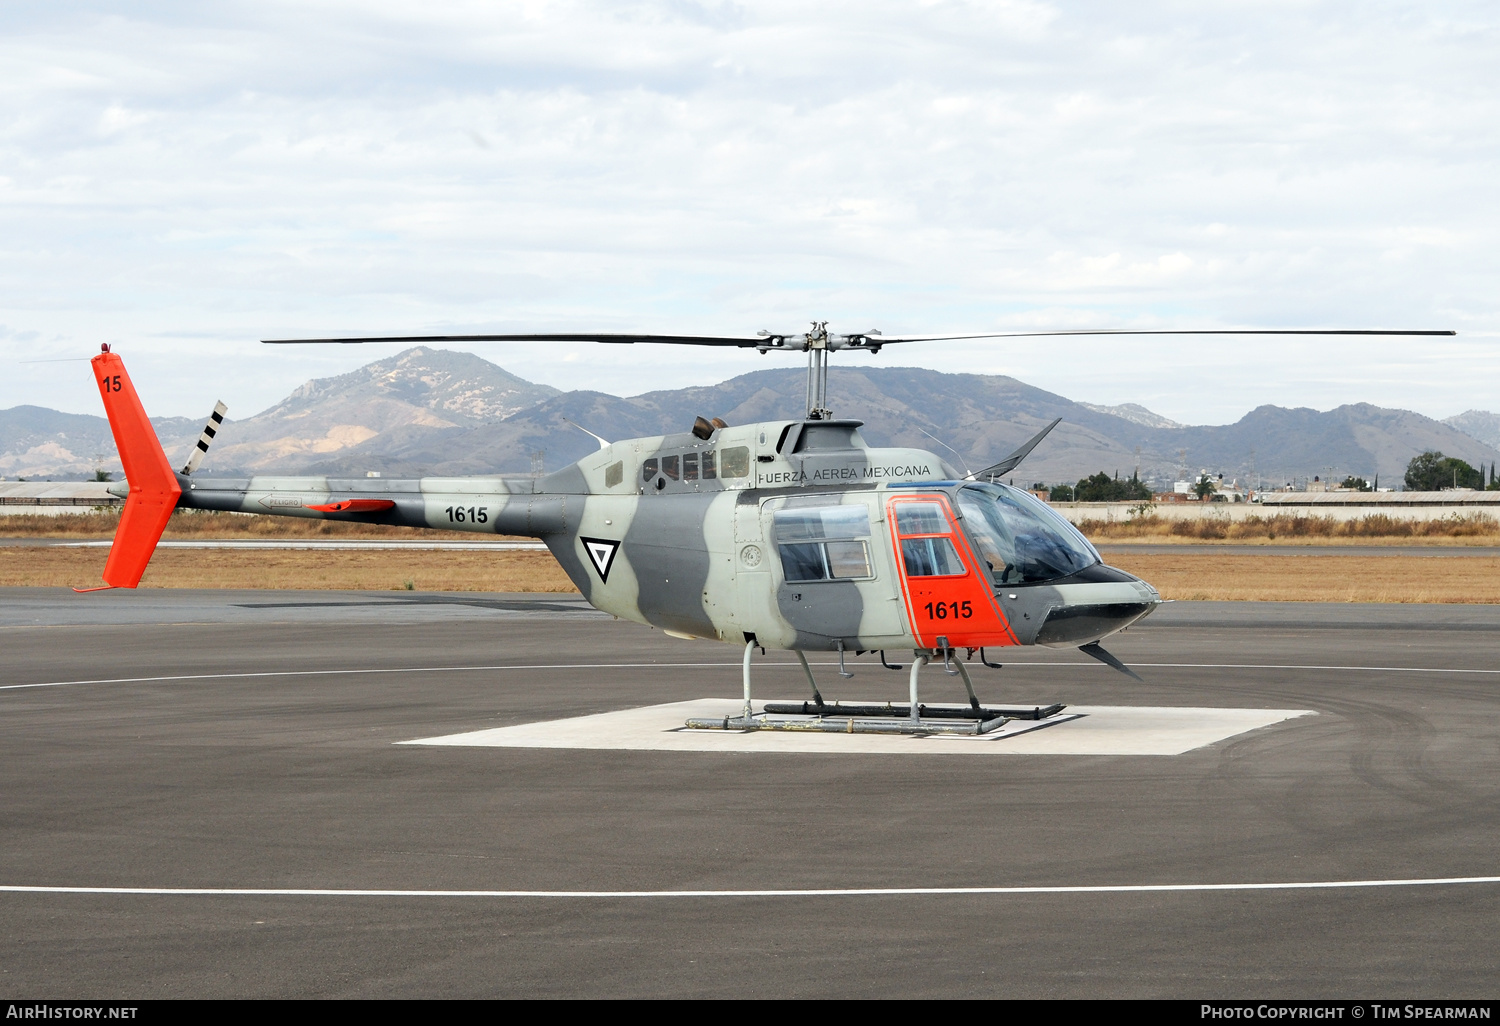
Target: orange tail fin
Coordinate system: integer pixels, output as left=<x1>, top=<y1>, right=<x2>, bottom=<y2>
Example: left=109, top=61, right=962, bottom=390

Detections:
left=85, top=346, right=181, bottom=590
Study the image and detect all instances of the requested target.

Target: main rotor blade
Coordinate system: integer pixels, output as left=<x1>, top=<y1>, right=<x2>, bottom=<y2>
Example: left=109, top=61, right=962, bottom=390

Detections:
left=970, top=417, right=1062, bottom=481
left=262, top=333, right=767, bottom=347
left=264, top=327, right=1456, bottom=348
left=866, top=328, right=1455, bottom=344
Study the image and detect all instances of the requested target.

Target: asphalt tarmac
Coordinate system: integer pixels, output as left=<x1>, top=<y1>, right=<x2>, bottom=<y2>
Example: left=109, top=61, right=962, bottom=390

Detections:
left=9, top=538, right=1500, bottom=556
left=2, top=587, right=1499, bottom=998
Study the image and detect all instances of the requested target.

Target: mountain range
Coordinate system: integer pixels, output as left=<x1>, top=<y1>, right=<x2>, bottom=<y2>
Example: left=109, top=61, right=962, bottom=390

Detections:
left=4, top=346, right=1498, bottom=489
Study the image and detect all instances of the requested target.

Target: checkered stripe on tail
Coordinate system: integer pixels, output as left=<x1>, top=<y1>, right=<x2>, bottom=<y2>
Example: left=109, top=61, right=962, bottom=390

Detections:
left=181, top=401, right=228, bottom=475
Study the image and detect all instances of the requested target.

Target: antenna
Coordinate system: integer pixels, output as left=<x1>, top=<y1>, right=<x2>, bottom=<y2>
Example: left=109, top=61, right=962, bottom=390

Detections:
left=560, top=417, right=611, bottom=450
left=913, top=425, right=973, bottom=478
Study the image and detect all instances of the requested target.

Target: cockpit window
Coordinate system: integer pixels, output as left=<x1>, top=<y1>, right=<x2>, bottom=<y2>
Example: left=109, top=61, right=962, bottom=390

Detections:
left=895, top=502, right=948, bottom=535
left=900, top=536, right=965, bottom=577
left=956, top=483, right=1099, bottom=585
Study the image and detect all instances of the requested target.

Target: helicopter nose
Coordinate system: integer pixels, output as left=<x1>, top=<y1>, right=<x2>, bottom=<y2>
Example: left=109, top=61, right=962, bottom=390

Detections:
left=1116, top=566, right=1161, bottom=602
left=1031, top=567, right=1161, bottom=648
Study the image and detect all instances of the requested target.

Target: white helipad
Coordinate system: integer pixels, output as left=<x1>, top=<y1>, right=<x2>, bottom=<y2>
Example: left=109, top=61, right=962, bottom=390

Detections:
left=402, top=700, right=1315, bottom=756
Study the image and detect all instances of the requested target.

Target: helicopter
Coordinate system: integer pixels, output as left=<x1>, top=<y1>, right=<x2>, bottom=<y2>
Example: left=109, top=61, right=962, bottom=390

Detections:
left=82, top=322, right=1454, bottom=737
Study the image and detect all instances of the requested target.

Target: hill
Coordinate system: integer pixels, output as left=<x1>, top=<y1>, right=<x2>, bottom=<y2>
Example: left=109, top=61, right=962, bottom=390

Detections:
left=4, top=348, right=1496, bottom=487
left=1445, top=410, right=1500, bottom=452
left=0, top=405, right=201, bottom=480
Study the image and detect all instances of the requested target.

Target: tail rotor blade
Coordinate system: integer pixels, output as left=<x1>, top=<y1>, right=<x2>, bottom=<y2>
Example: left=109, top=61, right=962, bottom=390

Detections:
left=181, top=401, right=228, bottom=475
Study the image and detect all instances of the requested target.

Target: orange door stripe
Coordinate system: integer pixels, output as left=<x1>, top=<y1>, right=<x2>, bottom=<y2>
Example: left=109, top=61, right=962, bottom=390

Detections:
left=887, top=493, right=1018, bottom=650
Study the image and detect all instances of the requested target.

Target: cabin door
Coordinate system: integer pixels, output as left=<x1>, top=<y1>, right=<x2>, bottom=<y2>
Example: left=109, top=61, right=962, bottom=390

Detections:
left=886, top=494, right=1018, bottom=650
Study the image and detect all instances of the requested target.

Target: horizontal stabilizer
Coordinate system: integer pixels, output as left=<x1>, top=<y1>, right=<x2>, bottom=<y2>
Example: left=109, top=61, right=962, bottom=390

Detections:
left=970, top=418, right=1062, bottom=482
left=305, top=499, right=397, bottom=514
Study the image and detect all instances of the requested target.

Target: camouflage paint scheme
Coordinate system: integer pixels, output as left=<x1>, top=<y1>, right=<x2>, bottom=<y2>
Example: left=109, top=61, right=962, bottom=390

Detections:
left=128, top=418, right=1160, bottom=655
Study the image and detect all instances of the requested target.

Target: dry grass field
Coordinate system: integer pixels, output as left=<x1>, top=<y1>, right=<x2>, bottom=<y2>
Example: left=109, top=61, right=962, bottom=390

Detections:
left=5, top=510, right=1500, bottom=602
left=6, top=541, right=1498, bottom=604
left=1081, top=511, right=1500, bottom=545
left=1103, top=552, right=1500, bottom=604
left=0, top=545, right=578, bottom=593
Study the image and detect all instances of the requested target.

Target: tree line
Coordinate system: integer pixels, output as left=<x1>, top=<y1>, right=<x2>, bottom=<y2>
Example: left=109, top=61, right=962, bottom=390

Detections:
left=1040, top=471, right=1152, bottom=503
left=1039, top=452, right=1500, bottom=501
left=1405, top=452, right=1500, bottom=491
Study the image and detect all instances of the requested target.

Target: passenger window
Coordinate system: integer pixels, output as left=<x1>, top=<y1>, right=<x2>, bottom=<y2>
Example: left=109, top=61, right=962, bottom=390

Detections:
left=683, top=453, right=698, bottom=481
left=774, top=506, right=871, bottom=541
left=719, top=446, right=750, bottom=479
left=778, top=540, right=872, bottom=582
left=774, top=506, right=874, bottom=582
left=605, top=461, right=623, bottom=488
left=663, top=455, right=680, bottom=481
left=702, top=451, right=716, bottom=479
left=779, top=542, right=828, bottom=583
left=642, top=458, right=658, bottom=483
left=825, top=540, right=872, bottom=579
left=901, top=537, right=966, bottom=577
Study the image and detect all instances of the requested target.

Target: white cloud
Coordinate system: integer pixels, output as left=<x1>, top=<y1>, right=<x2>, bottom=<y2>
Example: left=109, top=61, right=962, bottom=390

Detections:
left=0, top=1, right=1496, bottom=426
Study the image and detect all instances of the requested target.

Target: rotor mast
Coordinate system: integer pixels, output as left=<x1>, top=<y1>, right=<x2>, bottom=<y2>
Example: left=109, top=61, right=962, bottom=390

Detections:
left=755, top=321, right=885, bottom=421
left=806, top=322, right=832, bottom=420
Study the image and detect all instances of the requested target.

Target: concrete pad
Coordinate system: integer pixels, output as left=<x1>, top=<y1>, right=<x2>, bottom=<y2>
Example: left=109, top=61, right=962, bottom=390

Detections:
left=402, top=699, right=1315, bottom=756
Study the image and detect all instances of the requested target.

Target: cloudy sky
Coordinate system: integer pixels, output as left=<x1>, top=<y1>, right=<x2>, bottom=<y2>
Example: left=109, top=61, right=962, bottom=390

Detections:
left=2, top=1, right=1496, bottom=426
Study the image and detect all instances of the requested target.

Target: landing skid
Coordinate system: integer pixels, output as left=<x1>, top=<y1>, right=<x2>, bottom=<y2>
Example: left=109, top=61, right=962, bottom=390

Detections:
left=684, top=710, right=1012, bottom=736
left=683, top=641, right=1066, bottom=736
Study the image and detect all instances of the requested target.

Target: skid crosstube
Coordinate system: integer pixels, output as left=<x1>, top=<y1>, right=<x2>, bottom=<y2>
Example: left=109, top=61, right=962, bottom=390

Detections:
left=762, top=701, right=1066, bottom=721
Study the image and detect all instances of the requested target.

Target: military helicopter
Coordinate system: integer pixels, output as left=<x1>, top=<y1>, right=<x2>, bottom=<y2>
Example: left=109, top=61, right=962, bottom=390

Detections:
left=83, top=323, right=1453, bottom=736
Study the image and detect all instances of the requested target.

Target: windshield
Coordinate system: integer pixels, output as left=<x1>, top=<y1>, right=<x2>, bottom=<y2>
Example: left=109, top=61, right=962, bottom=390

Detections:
left=955, top=483, right=1100, bottom=585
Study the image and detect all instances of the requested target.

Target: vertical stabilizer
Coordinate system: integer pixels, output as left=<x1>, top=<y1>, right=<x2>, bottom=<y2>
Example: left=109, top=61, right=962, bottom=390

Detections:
left=85, top=346, right=181, bottom=590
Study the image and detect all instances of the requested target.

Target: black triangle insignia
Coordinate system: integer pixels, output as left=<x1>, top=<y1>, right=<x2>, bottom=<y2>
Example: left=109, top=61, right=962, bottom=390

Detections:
left=580, top=536, right=621, bottom=583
